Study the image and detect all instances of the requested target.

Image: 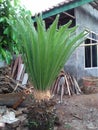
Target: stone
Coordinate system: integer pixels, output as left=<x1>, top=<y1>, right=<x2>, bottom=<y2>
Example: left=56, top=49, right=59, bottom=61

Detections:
left=6, top=120, right=20, bottom=128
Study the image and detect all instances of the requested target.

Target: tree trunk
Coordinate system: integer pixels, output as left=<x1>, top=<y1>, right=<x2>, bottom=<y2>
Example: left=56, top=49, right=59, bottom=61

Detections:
left=33, top=90, right=51, bottom=101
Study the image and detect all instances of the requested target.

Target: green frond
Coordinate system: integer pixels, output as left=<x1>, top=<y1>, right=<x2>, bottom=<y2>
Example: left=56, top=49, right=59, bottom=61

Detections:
left=9, top=13, right=87, bottom=91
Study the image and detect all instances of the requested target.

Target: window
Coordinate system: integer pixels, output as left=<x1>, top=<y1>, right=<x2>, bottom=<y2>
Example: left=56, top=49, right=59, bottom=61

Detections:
left=85, top=31, right=98, bottom=68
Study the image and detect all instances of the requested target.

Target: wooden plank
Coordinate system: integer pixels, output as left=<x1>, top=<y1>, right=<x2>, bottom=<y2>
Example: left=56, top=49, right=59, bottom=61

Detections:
left=16, top=64, right=24, bottom=81
left=0, top=92, right=34, bottom=107
left=20, top=67, right=25, bottom=82
left=64, top=75, right=71, bottom=96
left=11, top=57, right=19, bottom=78
left=22, top=73, right=28, bottom=87
left=60, top=85, right=64, bottom=103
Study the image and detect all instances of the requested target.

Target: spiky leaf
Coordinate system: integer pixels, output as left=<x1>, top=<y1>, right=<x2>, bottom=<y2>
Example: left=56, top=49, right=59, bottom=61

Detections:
left=9, top=13, right=87, bottom=91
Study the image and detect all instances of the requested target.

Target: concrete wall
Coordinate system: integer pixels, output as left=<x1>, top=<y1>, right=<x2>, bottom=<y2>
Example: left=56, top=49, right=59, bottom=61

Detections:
left=64, top=4, right=98, bottom=80
left=0, top=61, right=6, bottom=68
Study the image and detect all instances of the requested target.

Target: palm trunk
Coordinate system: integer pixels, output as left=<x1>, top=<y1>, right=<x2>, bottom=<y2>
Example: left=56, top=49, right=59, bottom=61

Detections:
left=33, top=89, right=51, bottom=101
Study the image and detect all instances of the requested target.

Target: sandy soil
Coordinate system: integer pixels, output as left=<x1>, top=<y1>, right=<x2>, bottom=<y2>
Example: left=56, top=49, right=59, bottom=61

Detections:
left=55, top=93, right=98, bottom=130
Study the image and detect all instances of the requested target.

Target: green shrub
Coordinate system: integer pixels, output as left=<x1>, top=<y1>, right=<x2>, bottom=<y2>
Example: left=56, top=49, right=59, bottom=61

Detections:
left=9, top=8, right=86, bottom=91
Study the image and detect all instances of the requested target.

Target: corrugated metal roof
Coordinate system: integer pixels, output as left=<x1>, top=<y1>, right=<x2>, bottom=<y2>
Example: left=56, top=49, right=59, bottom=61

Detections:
left=90, top=0, right=98, bottom=10
left=31, top=0, right=97, bottom=18
left=40, top=0, right=94, bottom=19
left=38, top=0, right=97, bottom=14
left=32, top=0, right=96, bottom=20
left=41, top=0, right=75, bottom=12
left=42, top=0, right=97, bottom=13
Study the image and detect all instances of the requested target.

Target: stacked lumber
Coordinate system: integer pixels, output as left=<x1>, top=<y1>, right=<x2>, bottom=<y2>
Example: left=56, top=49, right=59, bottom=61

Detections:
left=0, top=55, right=29, bottom=94
left=0, top=66, right=34, bottom=108
left=0, top=66, right=28, bottom=93
left=11, top=55, right=29, bottom=90
left=51, top=70, right=82, bottom=102
left=0, top=67, right=16, bottom=93
left=0, top=66, right=11, bottom=76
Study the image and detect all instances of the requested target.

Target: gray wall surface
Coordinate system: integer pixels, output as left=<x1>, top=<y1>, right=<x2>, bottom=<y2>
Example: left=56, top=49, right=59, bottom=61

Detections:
left=64, top=4, right=98, bottom=81
left=0, top=61, right=6, bottom=68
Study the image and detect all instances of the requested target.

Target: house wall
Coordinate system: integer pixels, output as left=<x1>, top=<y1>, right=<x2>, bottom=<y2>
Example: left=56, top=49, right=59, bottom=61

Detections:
left=64, top=4, right=98, bottom=81
left=0, top=61, right=6, bottom=68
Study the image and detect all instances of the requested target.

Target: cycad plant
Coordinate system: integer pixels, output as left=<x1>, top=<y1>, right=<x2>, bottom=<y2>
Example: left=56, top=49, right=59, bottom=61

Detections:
left=9, top=11, right=86, bottom=99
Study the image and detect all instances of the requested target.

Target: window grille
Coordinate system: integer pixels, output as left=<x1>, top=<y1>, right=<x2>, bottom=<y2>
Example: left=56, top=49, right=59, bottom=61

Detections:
left=85, top=31, right=98, bottom=68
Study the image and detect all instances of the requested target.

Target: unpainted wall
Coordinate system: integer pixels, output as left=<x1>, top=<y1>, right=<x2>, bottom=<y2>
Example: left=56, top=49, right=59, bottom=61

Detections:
left=0, top=61, right=6, bottom=68
left=64, top=4, right=98, bottom=80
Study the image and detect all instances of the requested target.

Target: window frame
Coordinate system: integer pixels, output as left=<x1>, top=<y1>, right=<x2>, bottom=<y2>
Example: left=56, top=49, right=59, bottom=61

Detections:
left=84, top=30, right=98, bottom=69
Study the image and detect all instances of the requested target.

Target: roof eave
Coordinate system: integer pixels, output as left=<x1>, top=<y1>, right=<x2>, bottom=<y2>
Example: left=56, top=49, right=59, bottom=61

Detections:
left=90, top=0, right=98, bottom=10
left=42, top=0, right=94, bottom=19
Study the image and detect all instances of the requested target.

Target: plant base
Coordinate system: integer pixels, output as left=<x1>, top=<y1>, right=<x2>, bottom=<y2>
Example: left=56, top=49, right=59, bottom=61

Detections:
left=33, top=90, right=51, bottom=101
left=28, top=122, right=54, bottom=130
left=27, top=99, right=56, bottom=130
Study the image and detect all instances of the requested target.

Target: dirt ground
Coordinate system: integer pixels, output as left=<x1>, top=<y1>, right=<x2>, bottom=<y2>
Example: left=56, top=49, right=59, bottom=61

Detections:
left=1, top=67, right=98, bottom=130
left=55, top=93, right=98, bottom=130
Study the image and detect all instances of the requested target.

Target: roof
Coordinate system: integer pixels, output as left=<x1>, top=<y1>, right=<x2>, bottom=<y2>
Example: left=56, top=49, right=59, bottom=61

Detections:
left=34, top=0, right=95, bottom=19
left=90, top=0, right=98, bottom=10
left=40, top=0, right=75, bottom=12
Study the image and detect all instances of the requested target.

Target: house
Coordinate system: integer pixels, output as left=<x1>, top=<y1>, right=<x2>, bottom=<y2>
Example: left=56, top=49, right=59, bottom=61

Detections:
left=32, top=0, right=98, bottom=81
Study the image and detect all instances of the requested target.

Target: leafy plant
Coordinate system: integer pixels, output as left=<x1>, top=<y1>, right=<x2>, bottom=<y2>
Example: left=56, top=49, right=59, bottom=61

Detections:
left=0, top=0, right=20, bottom=64
left=9, top=11, right=86, bottom=91
left=8, top=6, right=87, bottom=130
left=65, top=123, right=72, bottom=129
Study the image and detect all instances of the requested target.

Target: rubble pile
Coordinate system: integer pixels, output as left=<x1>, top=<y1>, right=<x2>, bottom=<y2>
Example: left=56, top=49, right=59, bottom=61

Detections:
left=0, top=67, right=13, bottom=94
left=0, top=66, right=33, bottom=130
left=0, top=106, right=29, bottom=130
left=0, top=67, right=27, bottom=93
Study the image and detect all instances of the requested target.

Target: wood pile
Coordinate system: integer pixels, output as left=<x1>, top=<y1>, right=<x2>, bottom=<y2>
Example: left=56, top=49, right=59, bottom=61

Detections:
left=0, top=66, right=11, bottom=76
left=0, top=67, right=26, bottom=93
left=0, top=64, right=34, bottom=108
left=11, top=55, right=28, bottom=88
left=0, top=55, right=30, bottom=93
left=51, top=70, right=82, bottom=102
